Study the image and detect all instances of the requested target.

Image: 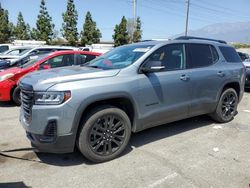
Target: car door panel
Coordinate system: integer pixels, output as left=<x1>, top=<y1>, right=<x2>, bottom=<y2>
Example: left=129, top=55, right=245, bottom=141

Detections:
left=186, top=43, right=224, bottom=117
left=136, top=44, right=192, bottom=131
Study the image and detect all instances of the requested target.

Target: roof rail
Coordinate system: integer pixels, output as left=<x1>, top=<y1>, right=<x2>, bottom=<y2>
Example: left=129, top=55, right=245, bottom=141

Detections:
left=175, top=36, right=227, bottom=44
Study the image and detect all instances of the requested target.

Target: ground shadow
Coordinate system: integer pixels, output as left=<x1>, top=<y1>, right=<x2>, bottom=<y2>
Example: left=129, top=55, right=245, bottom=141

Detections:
left=35, top=115, right=213, bottom=166
left=0, top=101, right=16, bottom=107
left=0, top=182, right=31, bottom=188
left=244, top=88, right=250, bottom=93
left=130, top=115, right=213, bottom=148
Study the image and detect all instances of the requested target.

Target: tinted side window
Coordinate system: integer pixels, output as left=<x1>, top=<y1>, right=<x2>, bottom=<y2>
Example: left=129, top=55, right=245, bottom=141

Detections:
left=36, top=49, right=54, bottom=55
left=86, top=55, right=97, bottom=62
left=210, top=45, right=219, bottom=62
left=144, top=44, right=186, bottom=71
left=187, top=44, right=215, bottom=68
left=40, top=54, right=75, bottom=69
left=219, top=46, right=241, bottom=62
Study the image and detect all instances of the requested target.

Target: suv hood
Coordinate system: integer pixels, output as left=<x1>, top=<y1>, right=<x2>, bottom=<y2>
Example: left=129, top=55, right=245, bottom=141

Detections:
left=20, top=66, right=120, bottom=91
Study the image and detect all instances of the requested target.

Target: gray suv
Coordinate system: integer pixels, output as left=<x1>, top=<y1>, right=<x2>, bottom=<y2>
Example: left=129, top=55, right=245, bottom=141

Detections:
left=19, top=36, right=245, bottom=162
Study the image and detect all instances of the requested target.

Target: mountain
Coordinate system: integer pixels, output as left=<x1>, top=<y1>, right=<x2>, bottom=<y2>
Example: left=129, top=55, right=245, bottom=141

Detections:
left=173, top=21, right=250, bottom=43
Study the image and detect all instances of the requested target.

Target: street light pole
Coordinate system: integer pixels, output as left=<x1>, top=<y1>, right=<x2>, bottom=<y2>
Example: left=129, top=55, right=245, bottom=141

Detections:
left=185, top=0, right=190, bottom=36
left=133, top=0, right=137, bottom=31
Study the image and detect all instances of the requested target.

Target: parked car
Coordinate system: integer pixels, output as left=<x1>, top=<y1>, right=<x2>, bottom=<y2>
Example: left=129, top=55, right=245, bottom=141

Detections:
left=0, top=54, right=40, bottom=71
left=19, top=36, right=245, bottom=162
left=1, top=47, right=32, bottom=55
left=237, top=52, right=249, bottom=61
left=243, top=61, right=250, bottom=88
left=0, top=50, right=101, bottom=105
left=0, top=46, right=76, bottom=70
left=0, top=44, right=14, bottom=54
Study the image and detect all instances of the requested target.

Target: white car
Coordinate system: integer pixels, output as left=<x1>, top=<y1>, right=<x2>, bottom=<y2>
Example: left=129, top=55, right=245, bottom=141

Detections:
left=0, top=46, right=77, bottom=63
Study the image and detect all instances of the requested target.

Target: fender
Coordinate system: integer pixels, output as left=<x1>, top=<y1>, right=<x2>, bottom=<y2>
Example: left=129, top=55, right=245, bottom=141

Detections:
left=70, top=91, right=140, bottom=140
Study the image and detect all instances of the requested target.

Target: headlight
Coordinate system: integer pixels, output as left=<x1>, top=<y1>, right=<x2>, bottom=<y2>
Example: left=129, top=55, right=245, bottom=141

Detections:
left=0, top=73, right=14, bottom=82
left=34, top=91, right=71, bottom=105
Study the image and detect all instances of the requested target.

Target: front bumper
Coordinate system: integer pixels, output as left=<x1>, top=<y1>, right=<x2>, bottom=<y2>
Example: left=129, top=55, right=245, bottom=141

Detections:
left=0, top=79, right=14, bottom=101
left=20, top=102, right=77, bottom=153
left=26, top=131, right=75, bottom=153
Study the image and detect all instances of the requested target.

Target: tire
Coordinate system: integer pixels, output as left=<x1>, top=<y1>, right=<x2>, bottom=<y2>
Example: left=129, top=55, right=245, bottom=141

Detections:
left=12, top=86, right=21, bottom=106
left=77, top=105, right=131, bottom=162
left=210, top=88, right=238, bottom=123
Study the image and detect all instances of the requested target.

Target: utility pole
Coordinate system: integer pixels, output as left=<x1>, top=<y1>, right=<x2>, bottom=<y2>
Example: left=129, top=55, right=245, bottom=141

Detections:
left=133, top=0, right=137, bottom=33
left=185, top=0, right=190, bottom=36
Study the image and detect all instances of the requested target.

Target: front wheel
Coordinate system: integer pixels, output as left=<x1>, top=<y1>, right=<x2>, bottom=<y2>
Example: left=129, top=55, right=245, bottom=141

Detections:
left=77, top=106, right=131, bottom=162
left=210, top=88, right=238, bottom=123
left=12, top=86, right=21, bottom=106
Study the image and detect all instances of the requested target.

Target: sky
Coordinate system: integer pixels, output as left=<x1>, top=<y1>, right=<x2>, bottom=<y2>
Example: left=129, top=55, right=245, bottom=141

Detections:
left=1, top=0, right=250, bottom=41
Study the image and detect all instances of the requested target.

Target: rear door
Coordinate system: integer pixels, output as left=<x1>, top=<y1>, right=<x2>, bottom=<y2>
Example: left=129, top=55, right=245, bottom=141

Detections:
left=186, top=43, right=224, bottom=116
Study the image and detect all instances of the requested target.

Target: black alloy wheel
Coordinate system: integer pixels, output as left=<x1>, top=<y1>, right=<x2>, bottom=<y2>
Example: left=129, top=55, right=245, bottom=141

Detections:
left=89, top=114, right=127, bottom=156
left=77, top=106, right=131, bottom=162
left=210, top=88, right=238, bottom=123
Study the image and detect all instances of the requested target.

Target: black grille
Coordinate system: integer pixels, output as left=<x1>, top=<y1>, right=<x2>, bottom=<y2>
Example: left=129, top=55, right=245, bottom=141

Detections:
left=21, top=90, right=34, bottom=123
left=44, top=120, right=57, bottom=137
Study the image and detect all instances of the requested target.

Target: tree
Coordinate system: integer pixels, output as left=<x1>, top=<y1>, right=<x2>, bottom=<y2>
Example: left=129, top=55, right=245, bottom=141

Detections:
left=132, top=17, right=142, bottom=42
left=61, top=0, right=78, bottom=46
left=34, top=0, right=54, bottom=43
left=14, top=12, right=30, bottom=40
left=0, top=4, right=11, bottom=43
left=80, top=11, right=102, bottom=46
left=30, top=28, right=38, bottom=40
left=113, top=16, right=129, bottom=47
left=8, top=22, right=15, bottom=41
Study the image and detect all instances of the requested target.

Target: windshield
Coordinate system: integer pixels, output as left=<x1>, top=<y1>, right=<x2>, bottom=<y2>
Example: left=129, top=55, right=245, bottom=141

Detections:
left=18, top=49, right=32, bottom=56
left=20, top=54, right=47, bottom=68
left=85, top=44, right=153, bottom=69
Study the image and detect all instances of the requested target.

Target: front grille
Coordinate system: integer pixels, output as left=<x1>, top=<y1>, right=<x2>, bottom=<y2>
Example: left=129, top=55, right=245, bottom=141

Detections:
left=21, top=90, right=34, bottom=123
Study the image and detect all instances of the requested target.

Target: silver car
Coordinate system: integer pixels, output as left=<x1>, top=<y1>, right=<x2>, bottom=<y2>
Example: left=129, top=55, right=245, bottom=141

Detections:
left=19, top=37, right=245, bottom=162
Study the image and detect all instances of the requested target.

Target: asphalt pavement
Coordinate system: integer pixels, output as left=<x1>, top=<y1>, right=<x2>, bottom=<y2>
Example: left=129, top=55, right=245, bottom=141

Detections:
left=0, top=90, right=250, bottom=188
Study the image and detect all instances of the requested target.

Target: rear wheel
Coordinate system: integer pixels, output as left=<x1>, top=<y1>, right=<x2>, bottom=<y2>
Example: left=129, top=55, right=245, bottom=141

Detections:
left=210, top=88, right=238, bottom=123
left=12, top=86, right=21, bottom=106
left=77, top=106, right=131, bottom=162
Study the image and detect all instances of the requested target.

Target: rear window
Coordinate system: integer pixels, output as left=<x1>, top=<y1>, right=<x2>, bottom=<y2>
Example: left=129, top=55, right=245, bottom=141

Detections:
left=219, top=46, right=241, bottom=62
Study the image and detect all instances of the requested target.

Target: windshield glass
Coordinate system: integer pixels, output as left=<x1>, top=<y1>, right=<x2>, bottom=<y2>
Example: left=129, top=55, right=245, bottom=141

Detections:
left=85, top=44, right=153, bottom=69
left=20, top=54, right=47, bottom=68
left=18, top=49, right=32, bottom=56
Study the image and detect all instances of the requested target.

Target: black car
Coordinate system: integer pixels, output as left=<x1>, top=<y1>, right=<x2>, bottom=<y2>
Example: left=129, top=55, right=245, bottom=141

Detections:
left=243, top=61, right=250, bottom=88
left=237, top=52, right=249, bottom=61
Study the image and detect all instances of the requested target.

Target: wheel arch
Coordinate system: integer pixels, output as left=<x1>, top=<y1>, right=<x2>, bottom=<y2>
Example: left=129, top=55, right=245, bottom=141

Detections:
left=71, top=93, right=138, bottom=143
left=221, top=82, right=240, bottom=99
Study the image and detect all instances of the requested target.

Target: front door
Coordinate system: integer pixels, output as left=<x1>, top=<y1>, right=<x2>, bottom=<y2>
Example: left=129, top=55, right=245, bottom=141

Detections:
left=137, top=43, right=192, bottom=130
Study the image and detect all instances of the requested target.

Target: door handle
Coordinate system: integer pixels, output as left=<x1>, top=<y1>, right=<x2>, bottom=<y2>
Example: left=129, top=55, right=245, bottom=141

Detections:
left=180, top=74, right=190, bottom=81
left=217, top=71, right=225, bottom=77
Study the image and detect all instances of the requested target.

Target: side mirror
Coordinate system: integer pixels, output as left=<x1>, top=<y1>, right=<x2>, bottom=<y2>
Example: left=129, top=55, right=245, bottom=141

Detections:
left=140, top=60, right=165, bottom=73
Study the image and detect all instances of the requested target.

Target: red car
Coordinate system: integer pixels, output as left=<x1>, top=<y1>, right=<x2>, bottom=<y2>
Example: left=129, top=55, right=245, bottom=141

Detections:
left=0, top=50, right=101, bottom=105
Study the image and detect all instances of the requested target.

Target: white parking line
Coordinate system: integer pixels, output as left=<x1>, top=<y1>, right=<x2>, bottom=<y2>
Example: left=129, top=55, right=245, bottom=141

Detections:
left=243, top=110, right=250, bottom=113
left=213, top=125, right=222, bottom=129
left=146, top=172, right=178, bottom=188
